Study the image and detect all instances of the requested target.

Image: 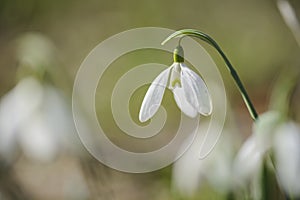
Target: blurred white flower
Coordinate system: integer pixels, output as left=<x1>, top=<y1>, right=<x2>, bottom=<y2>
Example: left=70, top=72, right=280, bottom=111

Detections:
left=19, top=113, right=59, bottom=162
left=172, top=134, right=205, bottom=196
left=0, top=32, right=83, bottom=163
left=0, top=77, right=79, bottom=162
left=172, top=122, right=236, bottom=197
left=253, top=111, right=281, bottom=152
left=273, top=122, right=300, bottom=197
left=0, top=77, right=43, bottom=161
left=139, top=61, right=212, bottom=122
left=232, top=111, right=300, bottom=199
left=233, top=111, right=280, bottom=185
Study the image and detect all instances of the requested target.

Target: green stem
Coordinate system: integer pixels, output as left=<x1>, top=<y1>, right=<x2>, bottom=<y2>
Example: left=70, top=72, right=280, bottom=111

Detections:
left=162, top=29, right=258, bottom=121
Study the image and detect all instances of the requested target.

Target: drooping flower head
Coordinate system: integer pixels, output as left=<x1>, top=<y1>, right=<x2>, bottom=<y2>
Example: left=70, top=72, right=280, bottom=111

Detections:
left=139, top=45, right=212, bottom=122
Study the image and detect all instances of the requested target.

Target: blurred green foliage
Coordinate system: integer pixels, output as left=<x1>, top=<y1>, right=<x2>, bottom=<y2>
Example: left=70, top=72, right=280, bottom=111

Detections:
left=1, top=0, right=299, bottom=96
left=1, top=0, right=300, bottom=199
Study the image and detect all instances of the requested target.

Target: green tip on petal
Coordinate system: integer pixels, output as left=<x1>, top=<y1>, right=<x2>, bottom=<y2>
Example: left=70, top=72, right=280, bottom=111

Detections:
left=173, top=45, right=184, bottom=63
left=171, top=78, right=181, bottom=88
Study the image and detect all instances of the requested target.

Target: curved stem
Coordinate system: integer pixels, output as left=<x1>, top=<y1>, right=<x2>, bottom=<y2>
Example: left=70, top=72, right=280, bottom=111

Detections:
left=162, top=29, right=258, bottom=121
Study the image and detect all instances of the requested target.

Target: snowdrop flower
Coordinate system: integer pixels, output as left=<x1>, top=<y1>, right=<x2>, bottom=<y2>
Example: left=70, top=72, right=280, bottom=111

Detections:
left=0, top=33, right=81, bottom=162
left=172, top=122, right=235, bottom=197
left=233, top=111, right=280, bottom=185
left=233, top=135, right=264, bottom=187
left=0, top=76, right=84, bottom=162
left=139, top=45, right=212, bottom=122
left=0, top=77, right=43, bottom=161
left=273, top=122, right=300, bottom=197
left=0, top=77, right=56, bottom=162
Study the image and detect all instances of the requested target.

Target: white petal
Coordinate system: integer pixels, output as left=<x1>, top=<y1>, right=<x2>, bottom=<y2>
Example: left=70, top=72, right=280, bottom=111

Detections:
left=233, top=136, right=263, bottom=184
left=0, top=77, right=43, bottom=160
left=169, top=63, right=181, bottom=89
left=273, top=122, right=300, bottom=196
left=19, top=114, right=59, bottom=162
left=181, top=63, right=212, bottom=116
left=139, top=67, right=171, bottom=122
left=173, top=87, right=198, bottom=118
left=253, top=111, right=280, bottom=152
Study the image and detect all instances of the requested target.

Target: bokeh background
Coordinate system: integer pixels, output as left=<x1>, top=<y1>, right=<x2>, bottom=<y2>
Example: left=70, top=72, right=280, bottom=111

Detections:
left=0, top=0, right=300, bottom=199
